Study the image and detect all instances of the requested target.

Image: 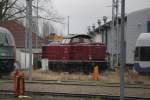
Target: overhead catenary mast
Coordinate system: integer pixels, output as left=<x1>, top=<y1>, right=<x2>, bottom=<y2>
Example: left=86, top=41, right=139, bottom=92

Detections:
left=120, top=0, right=126, bottom=99
left=68, top=16, right=70, bottom=35
left=116, top=0, right=119, bottom=67
left=26, top=0, right=33, bottom=81
left=110, top=0, right=115, bottom=70
left=36, top=0, right=39, bottom=48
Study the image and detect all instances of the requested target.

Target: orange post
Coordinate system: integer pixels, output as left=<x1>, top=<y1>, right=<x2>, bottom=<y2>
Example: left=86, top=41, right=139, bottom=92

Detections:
left=13, top=70, right=20, bottom=97
left=92, top=65, right=99, bottom=80
left=13, top=70, right=25, bottom=97
left=19, top=72, right=24, bottom=96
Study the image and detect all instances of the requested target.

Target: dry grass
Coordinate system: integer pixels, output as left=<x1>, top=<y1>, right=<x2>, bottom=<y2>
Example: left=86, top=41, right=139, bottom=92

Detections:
left=17, top=70, right=91, bottom=81
left=10, top=69, right=150, bottom=84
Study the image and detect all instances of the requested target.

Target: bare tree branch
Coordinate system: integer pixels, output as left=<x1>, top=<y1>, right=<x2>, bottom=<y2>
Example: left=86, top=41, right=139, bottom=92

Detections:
left=4, top=7, right=26, bottom=20
left=0, top=0, right=64, bottom=37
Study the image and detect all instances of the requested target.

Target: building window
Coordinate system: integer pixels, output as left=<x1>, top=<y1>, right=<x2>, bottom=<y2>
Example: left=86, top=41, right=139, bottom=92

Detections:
left=147, top=20, right=150, bottom=32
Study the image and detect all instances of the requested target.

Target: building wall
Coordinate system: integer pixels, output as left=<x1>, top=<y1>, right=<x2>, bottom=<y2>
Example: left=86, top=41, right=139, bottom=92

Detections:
left=16, top=48, right=33, bottom=69
left=106, top=22, right=124, bottom=66
left=92, top=33, right=102, bottom=43
left=97, top=8, right=150, bottom=65
left=126, top=8, right=150, bottom=64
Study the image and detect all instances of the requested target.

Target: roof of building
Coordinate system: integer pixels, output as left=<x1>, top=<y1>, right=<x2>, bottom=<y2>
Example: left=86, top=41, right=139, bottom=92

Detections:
left=0, top=26, right=15, bottom=46
left=0, top=20, right=47, bottom=48
left=128, top=7, right=150, bottom=16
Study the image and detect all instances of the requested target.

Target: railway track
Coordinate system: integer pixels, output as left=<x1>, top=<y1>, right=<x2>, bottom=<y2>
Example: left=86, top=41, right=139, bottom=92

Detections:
left=1, top=80, right=150, bottom=99
left=0, top=90, right=150, bottom=100
left=1, top=79, right=150, bottom=89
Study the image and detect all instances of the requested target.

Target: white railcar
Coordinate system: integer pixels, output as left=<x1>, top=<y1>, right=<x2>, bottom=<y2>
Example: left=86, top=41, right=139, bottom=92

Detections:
left=134, top=33, right=150, bottom=73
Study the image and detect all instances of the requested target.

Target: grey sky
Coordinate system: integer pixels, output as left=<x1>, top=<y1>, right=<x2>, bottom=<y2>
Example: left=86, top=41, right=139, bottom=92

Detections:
left=52, top=0, right=150, bottom=35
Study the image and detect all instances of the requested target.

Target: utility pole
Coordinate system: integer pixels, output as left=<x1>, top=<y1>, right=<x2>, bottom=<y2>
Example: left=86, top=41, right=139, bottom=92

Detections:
left=26, top=0, right=33, bottom=81
left=97, top=19, right=101, bottom=42
left=103, top=16, right=107, bottom=45
left=110, top=0, right=115, bottom=70
left=92, top=24, right=95, bottom=33
left=116, top=0, right=119, bottom=67
left=25, top=1, right=29, bottom=70
left=68, top=16, right=70, bottom=34
left=36, top=0, right=39, bottom=48
left=120, top=0, right=125, bottom=99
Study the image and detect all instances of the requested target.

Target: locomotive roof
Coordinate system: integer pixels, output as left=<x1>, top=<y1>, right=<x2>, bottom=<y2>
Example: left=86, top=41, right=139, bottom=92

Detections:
left=136, top=33, right=150, bottom=46
left=64, top=34, right=92, bottom=39
left=0, top=27, right=15, bottom=46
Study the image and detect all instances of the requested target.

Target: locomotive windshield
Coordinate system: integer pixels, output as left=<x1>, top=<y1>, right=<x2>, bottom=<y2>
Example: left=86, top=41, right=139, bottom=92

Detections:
left=71, top=37, right=91, bottom=43
left=135, top=47, right=150, bottom=61
left=0, top=32, right=9, bottom=46
left=62, top=38, right=71, bottom=44
left=62, top=34, right=92, bottom=44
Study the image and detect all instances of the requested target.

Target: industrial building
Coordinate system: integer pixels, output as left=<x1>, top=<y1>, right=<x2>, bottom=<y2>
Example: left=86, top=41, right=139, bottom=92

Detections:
left=89, top=8, right=150, bottom=67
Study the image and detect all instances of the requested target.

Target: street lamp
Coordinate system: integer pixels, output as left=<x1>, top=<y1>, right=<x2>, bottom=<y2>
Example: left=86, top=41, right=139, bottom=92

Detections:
left=92, top=24, right=95, bottom=32
left=97, top=19, right=101, bottom=26
left=97, top=19, right=101, bottom=42
left=88, top=26, right=91, bottom=33
left=103, top=16, right=108, bottom=45
left=103, top=16, right=107, bottom=24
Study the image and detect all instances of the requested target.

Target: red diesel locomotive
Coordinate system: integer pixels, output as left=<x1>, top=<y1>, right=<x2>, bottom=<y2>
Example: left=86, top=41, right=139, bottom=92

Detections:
left=42, top=34, right=107, bottom=74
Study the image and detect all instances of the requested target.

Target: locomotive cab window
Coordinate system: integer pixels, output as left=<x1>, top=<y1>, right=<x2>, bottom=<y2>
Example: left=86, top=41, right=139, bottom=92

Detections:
left=62, top=38, right=71, bottom=44
left=0, top=32, right=9, bottom=46
left=70, top=35, right=92, bottom=43
left=135, top=46, right=150, bottom=61
left=134, top=47, right=139, bottom=61
left=140, top=47, right=150, bottom=61
left=71, top=38, right=80, bottom=43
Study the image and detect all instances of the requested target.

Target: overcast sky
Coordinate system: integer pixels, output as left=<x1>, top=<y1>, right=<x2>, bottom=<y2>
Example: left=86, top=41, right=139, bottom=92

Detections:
left=51, top=0, right=150, bottom=35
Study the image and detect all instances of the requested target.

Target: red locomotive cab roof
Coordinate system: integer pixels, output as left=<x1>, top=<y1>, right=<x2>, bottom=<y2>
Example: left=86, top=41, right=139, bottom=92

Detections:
left=44, top=34, right=105, bottom=46
left=62, top=34, right=93, bottom=44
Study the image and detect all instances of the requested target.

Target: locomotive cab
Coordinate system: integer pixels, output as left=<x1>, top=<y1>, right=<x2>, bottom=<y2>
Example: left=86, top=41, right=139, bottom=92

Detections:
left=0, top=27, right=16, bottom=74
left=62, top=34, right=92, bottom=44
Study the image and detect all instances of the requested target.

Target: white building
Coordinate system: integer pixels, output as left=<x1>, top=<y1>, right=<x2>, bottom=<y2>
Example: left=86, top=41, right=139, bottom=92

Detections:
left=126, top=8, right=150, bottom=64
left=89, top=8, right=150, bottom=66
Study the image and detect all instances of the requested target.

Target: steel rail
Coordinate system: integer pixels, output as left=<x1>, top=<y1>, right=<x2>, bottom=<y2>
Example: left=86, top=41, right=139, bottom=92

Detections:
left=0, top=90, right=150, bottom=100
left=1, top=80, right=150, bottom=89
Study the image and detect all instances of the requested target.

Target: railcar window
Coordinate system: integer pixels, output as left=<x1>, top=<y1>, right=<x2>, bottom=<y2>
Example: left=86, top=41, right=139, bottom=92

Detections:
left=140, top=47, right=150, bottom=61
left=71, top=38, right=80, bottom=43
left=71, top=37, right=91, bottom=43
left=134, top=47, right=140, bottom=61
left=83, top=38, right=91, bottom=43
left=0, top=32, right=9, bottom=46
left=62, top=38, right=71, bottom=44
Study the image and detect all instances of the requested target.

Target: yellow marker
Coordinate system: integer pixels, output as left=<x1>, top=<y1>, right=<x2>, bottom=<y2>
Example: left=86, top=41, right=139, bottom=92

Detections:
left=18, top=95, right=32, bottom=99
